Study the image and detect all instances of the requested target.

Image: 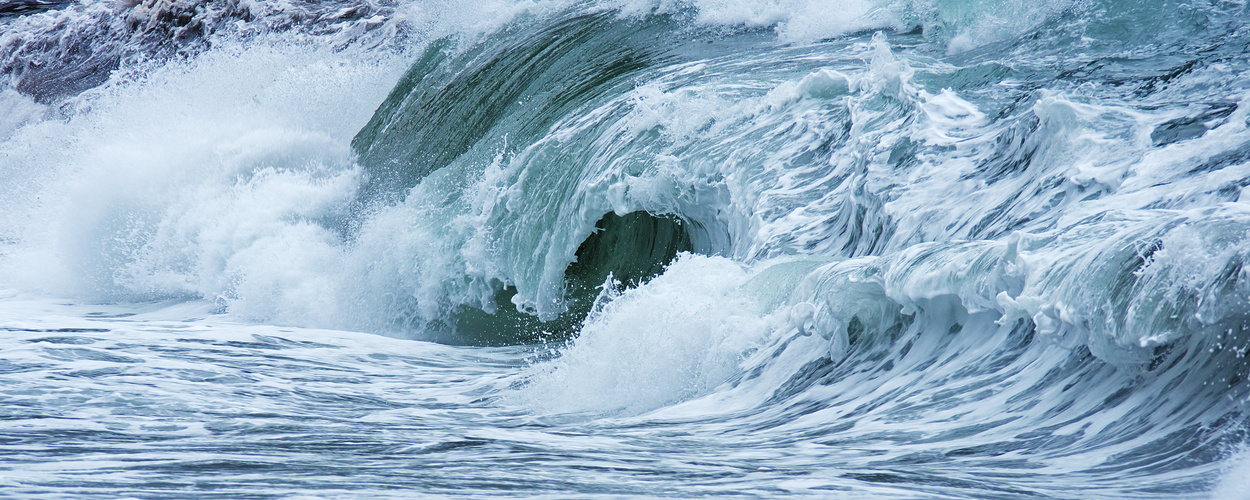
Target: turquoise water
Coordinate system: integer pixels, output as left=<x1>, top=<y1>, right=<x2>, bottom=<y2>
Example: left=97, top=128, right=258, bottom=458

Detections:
left=1, top=0, right=1249, bottom=497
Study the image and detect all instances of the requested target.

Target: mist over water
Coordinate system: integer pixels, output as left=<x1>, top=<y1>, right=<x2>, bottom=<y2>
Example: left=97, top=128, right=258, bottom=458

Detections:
left=2, top=0, right=1250, bottom=497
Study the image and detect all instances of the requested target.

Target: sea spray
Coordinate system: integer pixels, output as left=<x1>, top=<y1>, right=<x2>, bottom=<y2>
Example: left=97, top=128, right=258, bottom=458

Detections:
left=0, top=0, right=1248, bottom=497
left=519, top=255, right=773, bottom=415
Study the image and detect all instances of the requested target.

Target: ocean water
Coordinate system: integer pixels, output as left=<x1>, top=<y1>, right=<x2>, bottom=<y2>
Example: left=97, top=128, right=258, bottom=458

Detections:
left=2, top=0, right=1250, bottom=497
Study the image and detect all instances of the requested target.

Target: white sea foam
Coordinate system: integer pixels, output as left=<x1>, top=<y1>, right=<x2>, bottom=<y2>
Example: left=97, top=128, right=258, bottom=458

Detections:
left=0, top=1, right=1246, bottom=497
left=0, top=39, right=407, bottom=323
left=517, top=255, right=777, bottom=415
left=611, top=0, right=1078, bottom=50
left=1213, top=447, right=1250, bottom=500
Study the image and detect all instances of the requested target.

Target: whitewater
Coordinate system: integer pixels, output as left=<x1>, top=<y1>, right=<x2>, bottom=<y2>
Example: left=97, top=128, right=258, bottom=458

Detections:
left=2, top=0, right=1250, bottom=497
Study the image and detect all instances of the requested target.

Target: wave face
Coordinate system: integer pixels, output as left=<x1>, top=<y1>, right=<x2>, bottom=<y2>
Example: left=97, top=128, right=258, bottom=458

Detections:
left=2, top=0, right=1250, bottom=497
